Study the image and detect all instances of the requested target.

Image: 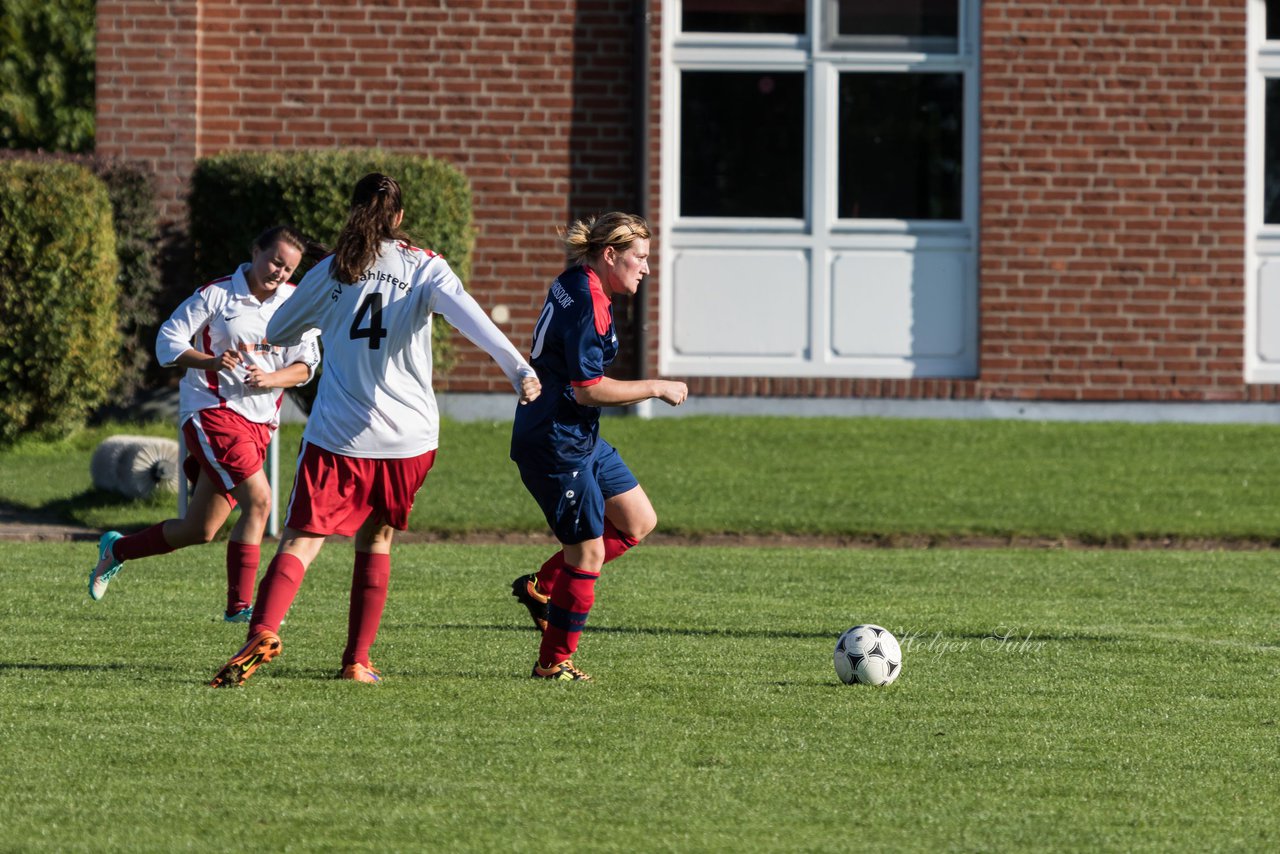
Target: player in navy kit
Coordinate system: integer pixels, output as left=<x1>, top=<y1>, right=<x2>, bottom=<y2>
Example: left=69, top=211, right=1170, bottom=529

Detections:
left=210, top=173, right=540, bottom=687
left=510, top=213, right=688, bottom=681
left=88, top=225, right=321, bottom=622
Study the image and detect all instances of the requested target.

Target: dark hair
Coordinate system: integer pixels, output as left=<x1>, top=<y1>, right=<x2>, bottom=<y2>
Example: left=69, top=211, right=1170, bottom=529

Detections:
left=331, top=173, right=411, bottom=283
left=562, top=212, right=650, bottom=264
left=252, top=224, right=327, bottom=263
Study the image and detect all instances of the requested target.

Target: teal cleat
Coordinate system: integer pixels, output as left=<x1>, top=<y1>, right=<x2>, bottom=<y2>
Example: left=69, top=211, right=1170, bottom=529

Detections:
left=88, top=531, right=125, bottom=601
left=223, top=606, right=253, bottom=624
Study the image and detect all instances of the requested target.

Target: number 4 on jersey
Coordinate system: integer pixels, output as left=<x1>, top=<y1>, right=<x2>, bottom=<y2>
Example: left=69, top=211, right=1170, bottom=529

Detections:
left=350, top=293, right=388, bottom=350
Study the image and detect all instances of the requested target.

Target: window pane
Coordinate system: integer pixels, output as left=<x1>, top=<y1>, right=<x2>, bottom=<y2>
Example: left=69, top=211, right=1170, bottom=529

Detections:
left=836, top=0, right=958, bottom=39
left=1266, top=79, right=1280, bottom=223
left=1269, top=0, right=1280, bottom=41
left=838, top=72, right=963, bottom=220
left=682, top=0, right=806, bottom=35
left=681, top=71, right=805, bottom=218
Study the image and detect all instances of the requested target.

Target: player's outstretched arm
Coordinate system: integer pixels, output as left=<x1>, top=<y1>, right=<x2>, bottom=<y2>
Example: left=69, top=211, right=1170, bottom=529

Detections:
left=432, top=274, right=540, bottom=402
left=574, top=377, right=687, bottom=408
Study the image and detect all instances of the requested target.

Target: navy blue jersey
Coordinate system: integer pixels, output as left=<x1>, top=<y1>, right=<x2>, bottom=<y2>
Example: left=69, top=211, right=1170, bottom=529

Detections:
left=511, top=265, right=618, bottom=471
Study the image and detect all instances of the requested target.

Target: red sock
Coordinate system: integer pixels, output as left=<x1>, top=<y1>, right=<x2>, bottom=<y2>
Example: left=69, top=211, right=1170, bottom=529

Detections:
left=535, top=521, right=637, bottom=597
left=343, top=552, right=391, bottom=667
left=225, top=541, right=260, bottom=614
left=112, top=523, right=175, bottom=562
left=534, top=551, right=564, bottom=598
left=538, top=564, right=599, bottom=665
left=603, top=520, right=639, bottom=563
left=249, top=553, right=307, bottom=635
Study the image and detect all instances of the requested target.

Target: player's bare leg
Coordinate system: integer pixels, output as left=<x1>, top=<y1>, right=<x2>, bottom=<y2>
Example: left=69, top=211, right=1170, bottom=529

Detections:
left=162, top=473, right=235, bottom=547
left=88, top=473, right=234, bottom=602
left=603, top=484, right=657, bottom=544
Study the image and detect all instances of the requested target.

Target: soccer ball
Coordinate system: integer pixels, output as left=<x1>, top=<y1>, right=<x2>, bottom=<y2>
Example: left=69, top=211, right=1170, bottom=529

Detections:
left=834, top=624, right=902, bottom=686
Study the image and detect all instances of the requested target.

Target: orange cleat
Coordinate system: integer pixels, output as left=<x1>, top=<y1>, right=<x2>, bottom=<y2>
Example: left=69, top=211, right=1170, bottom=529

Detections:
left=339, top=662, right=382, bottom=683
left=510, top=574, right=549, bottom=632
left=209, top=630, right=281, bottom=688
left=531, top=659, right=592, bottom=682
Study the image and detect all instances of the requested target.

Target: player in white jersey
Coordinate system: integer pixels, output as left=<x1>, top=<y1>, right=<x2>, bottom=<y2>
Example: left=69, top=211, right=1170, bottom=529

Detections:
left=88, top=226, right=322, bottom=622
left=211, top=172, right=540, bottom=687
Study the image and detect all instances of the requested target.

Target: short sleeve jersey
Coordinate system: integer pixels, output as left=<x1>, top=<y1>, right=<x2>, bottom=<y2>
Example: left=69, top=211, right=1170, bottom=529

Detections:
left=510, top=265, right=618, bottom=471
left=155, top=264, right=320, bottom=428
left=267, top=239, right=535, bottom=459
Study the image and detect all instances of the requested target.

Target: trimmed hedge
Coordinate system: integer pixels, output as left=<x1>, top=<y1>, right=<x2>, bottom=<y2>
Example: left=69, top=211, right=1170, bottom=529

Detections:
left=188, top=150, right=475, bottom=405
left=0, top=159, right=120, bottom=444
left=0, top=150, right=162, bottom=401
left=189, top=149, right=474, bottom=286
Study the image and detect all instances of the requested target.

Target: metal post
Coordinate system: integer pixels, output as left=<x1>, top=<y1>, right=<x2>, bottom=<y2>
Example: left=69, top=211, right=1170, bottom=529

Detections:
left=177, top=426, right=188, bottom=517
left=267, top=429, right=280, bottom=537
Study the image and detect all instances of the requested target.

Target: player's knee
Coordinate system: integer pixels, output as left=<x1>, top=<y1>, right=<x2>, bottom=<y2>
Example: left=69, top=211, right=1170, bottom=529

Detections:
left=238, top=484, right=272, bottom=518
left=193, top=522, right=220, bottom=545
left=629, top=509, right=657, bottom=543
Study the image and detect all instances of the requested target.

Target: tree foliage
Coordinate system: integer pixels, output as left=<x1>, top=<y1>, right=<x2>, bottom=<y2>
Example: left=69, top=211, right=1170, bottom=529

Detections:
left=0, top=0, right=96, bottom=152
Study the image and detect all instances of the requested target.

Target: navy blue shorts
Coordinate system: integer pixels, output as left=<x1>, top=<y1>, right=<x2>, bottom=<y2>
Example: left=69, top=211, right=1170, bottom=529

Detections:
left=516, top=439, right=639, bottom=545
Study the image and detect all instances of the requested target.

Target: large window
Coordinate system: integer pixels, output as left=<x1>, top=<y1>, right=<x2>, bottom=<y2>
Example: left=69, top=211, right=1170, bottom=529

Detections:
left=837, top=71, right=963, bottom=220
left=680, top=71, right=806, bottom=218
left=661, top=0, right=979, bottom=379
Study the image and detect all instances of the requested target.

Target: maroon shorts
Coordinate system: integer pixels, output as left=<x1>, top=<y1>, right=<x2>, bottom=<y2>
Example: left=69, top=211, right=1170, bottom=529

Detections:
left=182, top=408, right=273, bottom=496
left=284, top=439, right=436, bottom=537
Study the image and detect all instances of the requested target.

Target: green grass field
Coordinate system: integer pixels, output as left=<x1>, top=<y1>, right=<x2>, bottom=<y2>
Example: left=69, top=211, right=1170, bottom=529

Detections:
left=3, top=541, right=1278, bottom=852
left=5, top=415, right=1280, bottom=540
left=3, top=415, right=1280, bottom=851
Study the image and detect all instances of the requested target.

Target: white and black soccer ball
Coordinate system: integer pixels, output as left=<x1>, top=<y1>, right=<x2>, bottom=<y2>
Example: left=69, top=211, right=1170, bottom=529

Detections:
left=834, top=624, right=902, bottom=686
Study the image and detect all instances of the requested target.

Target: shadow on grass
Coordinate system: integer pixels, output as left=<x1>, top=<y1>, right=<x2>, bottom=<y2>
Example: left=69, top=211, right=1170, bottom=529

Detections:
left=41, top=488, right=168, bottom=532
left=0, top=662, right=134, bottom=673
left=428, top=622, right=839, bottom=641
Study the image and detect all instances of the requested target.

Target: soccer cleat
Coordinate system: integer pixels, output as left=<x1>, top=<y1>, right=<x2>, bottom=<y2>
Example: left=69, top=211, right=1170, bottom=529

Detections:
left=209, top=630, right=281, bottom=688
left=88, top=531, right=125, bottom=601
left=531, top=659, right=592, bottom=682
left=223, top=606, right=253, bottom=624
left=339, top=662, right=382, bottom=683
left=510, top=574, right=549, bottom=632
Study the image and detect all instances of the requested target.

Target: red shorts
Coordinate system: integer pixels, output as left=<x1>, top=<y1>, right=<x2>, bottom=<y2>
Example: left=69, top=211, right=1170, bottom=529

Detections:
left=284, top=439, right=436, bottom=537
left=182, top=408, right=273, bottom=496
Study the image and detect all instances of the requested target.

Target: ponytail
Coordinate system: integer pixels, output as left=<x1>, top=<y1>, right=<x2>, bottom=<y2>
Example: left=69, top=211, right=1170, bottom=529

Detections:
left=332, top=173, right=410, bottom=284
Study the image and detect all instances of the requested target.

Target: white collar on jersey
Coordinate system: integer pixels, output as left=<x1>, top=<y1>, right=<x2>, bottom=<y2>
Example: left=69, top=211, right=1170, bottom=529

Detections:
left=232, top=262, right=287, bottom=306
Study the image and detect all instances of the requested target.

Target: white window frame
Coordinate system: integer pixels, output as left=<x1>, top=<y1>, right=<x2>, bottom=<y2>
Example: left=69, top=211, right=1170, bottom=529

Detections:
left=659, top=0, right=982, bottom=379
left=1247, top=0, right=1280, bottom=381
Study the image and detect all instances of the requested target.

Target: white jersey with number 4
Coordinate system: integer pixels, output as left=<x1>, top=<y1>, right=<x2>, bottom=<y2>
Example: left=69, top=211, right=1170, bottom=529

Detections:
left=266, top=239, right=535, bottom=459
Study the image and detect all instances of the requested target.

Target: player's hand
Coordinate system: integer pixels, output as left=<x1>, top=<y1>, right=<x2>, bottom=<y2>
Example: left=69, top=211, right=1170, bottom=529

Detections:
left=657, top=380, right=688, bottom=407
left=209, top=349, right=242, bottom=372
left=243, top=365, right=272, bottom=389
left=518, top=375, right=541, bottom=405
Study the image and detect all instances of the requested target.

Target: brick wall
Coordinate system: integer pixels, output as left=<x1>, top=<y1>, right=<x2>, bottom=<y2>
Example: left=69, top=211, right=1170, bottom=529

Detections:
left=97, top=0, right=644, bottom=394
left=980, top=0, right=1267, bottom=402
left=95, top=1, right=199, bottom=226
left=96, top=0, right=1268, bottom=402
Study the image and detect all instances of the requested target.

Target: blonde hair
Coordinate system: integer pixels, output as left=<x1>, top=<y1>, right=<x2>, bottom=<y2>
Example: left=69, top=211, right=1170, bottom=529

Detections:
left=562, top=212, right=650, bottom=264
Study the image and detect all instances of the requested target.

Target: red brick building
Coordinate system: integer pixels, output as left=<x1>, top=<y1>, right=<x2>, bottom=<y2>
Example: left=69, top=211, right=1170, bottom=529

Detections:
left=94, top=1, right=1280, bottom=412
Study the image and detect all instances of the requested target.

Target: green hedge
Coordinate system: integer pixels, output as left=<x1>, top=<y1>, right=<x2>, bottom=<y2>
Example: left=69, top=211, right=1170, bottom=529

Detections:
left=0, top=159, right=120, bottom=444
left=0, top=150, right=162, bottom=401
left=189, top=149, right=475, bottom=285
